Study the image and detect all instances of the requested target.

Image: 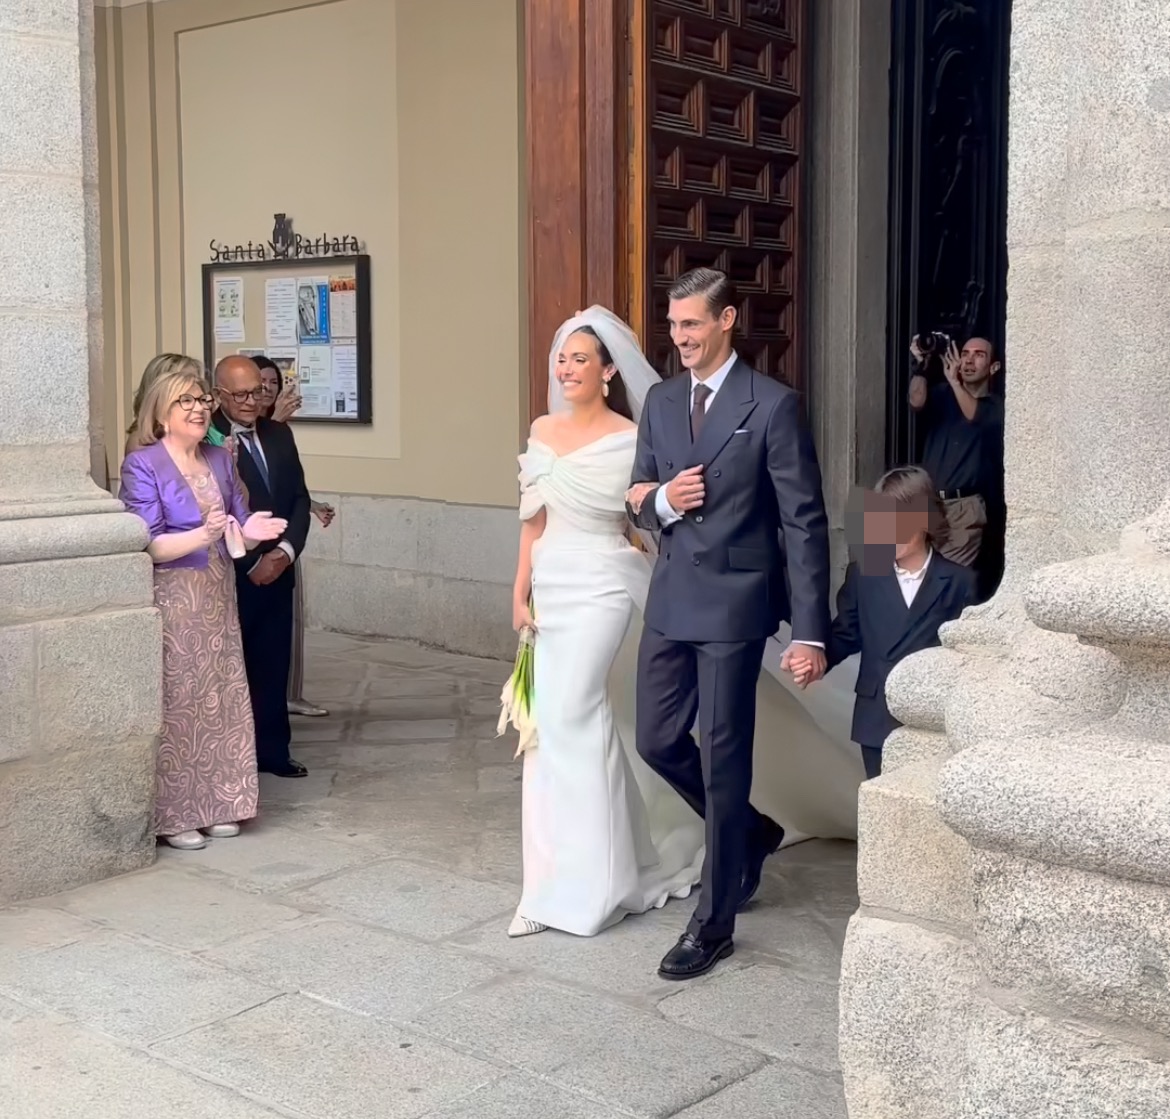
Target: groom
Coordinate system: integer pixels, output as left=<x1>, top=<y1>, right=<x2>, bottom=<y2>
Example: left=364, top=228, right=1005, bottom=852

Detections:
left=627, top=268, right=831, bottom=980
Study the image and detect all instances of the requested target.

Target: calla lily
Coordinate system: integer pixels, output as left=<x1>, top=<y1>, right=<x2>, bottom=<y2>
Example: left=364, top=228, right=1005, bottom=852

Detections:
left=498, top=614, right=538, bottom=758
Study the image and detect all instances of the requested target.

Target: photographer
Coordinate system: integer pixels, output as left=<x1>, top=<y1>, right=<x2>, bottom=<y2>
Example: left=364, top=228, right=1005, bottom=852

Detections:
left=909, top=334, right=1004, bottom=597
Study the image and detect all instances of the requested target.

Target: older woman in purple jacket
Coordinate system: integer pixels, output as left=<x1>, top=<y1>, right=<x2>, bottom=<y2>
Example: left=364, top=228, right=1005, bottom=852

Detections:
left=121, top=371, right=286, bottom=850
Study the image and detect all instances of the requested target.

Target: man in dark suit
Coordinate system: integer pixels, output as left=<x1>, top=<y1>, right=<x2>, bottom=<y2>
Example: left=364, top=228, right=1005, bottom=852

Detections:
left=212, top=355, right=311, bottom=778
left=627, top=268, right=831, bottom=980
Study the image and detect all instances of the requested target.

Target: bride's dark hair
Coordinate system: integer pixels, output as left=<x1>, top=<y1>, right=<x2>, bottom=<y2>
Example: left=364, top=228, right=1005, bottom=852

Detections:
left=571, top=325, right=634, bottom=422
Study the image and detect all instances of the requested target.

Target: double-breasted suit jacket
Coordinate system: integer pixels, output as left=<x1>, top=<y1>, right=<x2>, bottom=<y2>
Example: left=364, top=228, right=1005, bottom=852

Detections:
left=627, top=356, right=831, bottom=645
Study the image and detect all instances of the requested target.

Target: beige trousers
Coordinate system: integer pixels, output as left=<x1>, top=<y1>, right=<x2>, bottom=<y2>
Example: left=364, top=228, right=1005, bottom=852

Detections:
left=938, top=494, right=986, bottom=567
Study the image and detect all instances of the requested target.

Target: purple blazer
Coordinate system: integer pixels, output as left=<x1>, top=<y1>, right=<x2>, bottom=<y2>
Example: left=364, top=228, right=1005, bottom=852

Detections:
left=120, top=441, right=251, bottom=570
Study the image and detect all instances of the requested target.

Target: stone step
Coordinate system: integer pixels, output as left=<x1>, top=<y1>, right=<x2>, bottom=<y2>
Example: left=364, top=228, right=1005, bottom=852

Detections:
left=973, top=849, right=1170, bottom=1039
left=839, top=914, right=974, bottom=1119
left=857, top=758, right=973, bottom=929
left=963, top=996, right=1170, bottom=1118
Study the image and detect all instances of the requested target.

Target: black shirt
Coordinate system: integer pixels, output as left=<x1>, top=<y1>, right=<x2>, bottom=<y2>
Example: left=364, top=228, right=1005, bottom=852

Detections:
left=920, top=383, right=1004, bottom=496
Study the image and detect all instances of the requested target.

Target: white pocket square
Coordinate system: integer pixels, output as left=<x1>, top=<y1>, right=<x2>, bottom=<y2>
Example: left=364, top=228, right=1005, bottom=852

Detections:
left=733, top=428, right=750, bottom=434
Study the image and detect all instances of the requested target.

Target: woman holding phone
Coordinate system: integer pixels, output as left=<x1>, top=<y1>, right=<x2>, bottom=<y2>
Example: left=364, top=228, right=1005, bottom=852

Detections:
left=254, top=355, right=334, bottom=717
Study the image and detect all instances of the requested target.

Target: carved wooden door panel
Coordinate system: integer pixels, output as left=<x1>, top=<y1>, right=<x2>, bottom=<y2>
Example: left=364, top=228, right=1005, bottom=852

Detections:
left=636, top=0, right=808, bottom=389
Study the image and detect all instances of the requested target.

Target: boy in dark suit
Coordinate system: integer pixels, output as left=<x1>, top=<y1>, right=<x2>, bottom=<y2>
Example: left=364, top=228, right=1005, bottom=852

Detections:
left=790, top=466, right=976, bottom=779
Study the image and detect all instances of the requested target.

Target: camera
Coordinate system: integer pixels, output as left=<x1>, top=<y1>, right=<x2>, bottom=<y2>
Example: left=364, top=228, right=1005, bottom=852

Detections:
left=915, top=331, right=951, bottom=357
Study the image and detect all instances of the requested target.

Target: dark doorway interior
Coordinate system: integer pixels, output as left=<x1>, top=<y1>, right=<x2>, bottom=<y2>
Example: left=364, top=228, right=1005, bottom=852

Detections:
left=885, top=0, right=1012, bottom=469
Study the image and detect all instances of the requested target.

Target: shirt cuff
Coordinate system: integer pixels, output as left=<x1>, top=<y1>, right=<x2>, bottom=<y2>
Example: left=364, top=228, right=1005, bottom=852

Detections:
left=790, top=640, right=825, bottom=650
left=278, top=541, right=297, bottom=564
left=654, top=484, right=683, bottom=526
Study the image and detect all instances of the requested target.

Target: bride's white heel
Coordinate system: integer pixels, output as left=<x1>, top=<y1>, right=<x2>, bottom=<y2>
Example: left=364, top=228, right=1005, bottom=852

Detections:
left=508, top=913, right=548, bottom=938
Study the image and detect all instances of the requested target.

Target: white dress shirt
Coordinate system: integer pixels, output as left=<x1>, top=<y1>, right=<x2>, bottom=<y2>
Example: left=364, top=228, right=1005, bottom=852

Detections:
left=650, top=351, right=822, bottom=652
left=231, top=421, right=296, bottom=567
left=893, top=549, right=933, bottom=606
left=653, top=351, right=738, bottom=527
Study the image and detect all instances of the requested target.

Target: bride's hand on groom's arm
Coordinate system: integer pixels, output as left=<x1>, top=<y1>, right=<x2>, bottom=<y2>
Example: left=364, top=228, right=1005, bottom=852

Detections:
left=625, top=482, right=656, bottom=514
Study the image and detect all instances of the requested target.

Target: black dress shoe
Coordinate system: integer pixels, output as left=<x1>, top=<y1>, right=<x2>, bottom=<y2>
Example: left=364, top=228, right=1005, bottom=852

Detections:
left=259, top=759, right=308, bottom=778
left=738, top=823, right=785, bottom=911
left=658, top=933, right=734, bottom=981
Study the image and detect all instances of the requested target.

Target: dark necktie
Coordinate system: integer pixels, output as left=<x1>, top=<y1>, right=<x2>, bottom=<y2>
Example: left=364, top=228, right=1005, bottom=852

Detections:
left=691, top=383, right=712, bottom=442
left=239, top=431, right=271, bottom=491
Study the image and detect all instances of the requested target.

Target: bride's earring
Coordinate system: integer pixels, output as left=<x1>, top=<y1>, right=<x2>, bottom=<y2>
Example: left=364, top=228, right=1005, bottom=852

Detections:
left=602, top=378, right=610, bottom=398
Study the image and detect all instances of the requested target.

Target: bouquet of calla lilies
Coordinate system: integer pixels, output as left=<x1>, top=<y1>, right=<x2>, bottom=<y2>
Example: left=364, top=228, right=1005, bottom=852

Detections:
left=498, top=618, right=537, bottom=758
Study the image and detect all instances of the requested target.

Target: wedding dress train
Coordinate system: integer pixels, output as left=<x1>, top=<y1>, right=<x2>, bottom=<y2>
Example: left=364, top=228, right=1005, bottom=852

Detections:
left=517, top=431, right=705, bottom=936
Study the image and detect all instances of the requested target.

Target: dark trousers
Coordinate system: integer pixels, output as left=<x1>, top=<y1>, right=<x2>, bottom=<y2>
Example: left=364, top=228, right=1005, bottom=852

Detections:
left=860, top=745, right=883, bottom=780
left=635, top=625, right=778, bottom=940
left=236, top=573, right=294, bottom=771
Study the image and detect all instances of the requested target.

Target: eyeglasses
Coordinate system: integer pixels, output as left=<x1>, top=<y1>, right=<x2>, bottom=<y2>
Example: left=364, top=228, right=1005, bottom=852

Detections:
left=177, top=393, right=215, bottom=411
left=218, top=388, right=262, bottom=403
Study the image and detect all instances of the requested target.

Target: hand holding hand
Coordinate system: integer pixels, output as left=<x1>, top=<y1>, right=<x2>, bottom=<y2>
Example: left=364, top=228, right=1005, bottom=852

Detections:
left=241, top=511, right=288, bottom=542
left=665, top=465, right=705, bottom=513
left=272, top=387, right=303, bottom=423
left=512, top=597, right=537, bottom=633
left=203, top=509, right=228, bottom=544
left=312, top=502, right=336, bottom=528
left=781, top=645, right=827, bottom=690
left=625, top=482, right=656, bottom=514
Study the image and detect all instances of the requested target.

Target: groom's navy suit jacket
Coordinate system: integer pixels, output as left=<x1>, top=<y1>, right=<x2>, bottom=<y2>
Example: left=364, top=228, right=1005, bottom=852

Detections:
left=627, top=358, right=830, bottom=645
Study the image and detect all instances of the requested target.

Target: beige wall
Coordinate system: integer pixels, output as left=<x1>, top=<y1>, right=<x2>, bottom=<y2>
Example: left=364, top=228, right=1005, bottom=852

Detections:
left=96, top=0, right=523, bottom=506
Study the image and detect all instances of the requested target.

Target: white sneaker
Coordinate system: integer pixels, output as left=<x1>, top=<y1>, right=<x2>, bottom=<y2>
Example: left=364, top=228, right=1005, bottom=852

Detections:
left=507, top=913, right=548, bottom=938
left=163, top=830, right=206, bottom=850
left=203, top=823, right=240, bottom=839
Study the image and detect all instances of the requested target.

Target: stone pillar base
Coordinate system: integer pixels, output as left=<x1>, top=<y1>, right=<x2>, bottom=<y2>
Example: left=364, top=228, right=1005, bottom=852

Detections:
left=0, top=520, right=161, bottom=904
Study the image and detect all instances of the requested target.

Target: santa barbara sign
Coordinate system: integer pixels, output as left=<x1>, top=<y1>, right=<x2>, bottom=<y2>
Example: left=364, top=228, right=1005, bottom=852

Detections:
left=208, top=213, right=362, bottom=263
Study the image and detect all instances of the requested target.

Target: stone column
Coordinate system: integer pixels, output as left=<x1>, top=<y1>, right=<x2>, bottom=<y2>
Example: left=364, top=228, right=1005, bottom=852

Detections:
left=839, top=3, right=1170, bottom=1116
left=0, top=0, right=160, bottom=902
left=807, top=0, right=891, bottom=586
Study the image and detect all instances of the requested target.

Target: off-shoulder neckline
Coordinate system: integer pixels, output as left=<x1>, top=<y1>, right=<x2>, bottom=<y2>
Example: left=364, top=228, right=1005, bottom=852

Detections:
left=528, top=429, right=636, bottom=459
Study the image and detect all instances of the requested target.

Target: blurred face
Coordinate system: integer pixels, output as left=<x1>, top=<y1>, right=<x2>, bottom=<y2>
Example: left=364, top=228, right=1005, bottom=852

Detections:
left=164, top=382, right=214, bottom=442
left=863, top=492, right=930, bottom=564
left=215, top=359, right=263, bottom=425
left=555, top=331, right=613, bottom=407
left=960, top=337, right=999, bottom=390
left=667, top=294, right=735, bottom=378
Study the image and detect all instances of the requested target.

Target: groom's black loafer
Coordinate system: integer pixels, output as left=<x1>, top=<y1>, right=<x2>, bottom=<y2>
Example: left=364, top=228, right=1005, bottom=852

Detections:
left=738, top=825, right=785, bottom=911
left=658, top=933, right=734, bottom=981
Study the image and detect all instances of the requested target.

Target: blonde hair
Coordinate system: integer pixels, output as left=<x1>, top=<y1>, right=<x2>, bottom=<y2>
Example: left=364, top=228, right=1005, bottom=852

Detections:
left=132, top=370, right=211, bottom=448
left=126, top=353, right=204, bottom=448
left=874, top=465, right=949, bottom=549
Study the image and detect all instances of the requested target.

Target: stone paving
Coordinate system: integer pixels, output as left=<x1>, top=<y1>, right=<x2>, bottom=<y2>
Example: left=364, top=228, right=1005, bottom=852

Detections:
left=0, top=632, right=856, bottom=1118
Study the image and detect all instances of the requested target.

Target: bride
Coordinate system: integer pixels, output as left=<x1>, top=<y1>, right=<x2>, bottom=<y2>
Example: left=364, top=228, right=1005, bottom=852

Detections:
left=508, top=307, right=705, bottom=938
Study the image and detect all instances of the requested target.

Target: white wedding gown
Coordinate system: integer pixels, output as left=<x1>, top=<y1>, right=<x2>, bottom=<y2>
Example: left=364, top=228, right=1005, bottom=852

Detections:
left=515, top=426, right=869, bottom=936
left=518, top=431, right=705, bottom=936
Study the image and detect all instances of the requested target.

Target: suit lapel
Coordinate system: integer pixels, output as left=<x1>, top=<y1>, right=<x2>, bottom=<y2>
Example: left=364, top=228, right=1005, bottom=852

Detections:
left=882, top=558, right=949, bottom=658
left=878, top=570, right=910, bottom=638
left=904, top=559, right=948, bottom=633
left=663, top=372, right=693, bottom=465
left=685, top=359, right=758, bottom=469
left=238, top=437, right=274, bottom=505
